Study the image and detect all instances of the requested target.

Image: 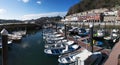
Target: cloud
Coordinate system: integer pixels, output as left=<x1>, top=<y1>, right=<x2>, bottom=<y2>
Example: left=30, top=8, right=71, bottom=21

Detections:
left=23, top=0, right=29, bottom=3
left=21, top=12, right=67, bottom=20
left=18, top=0, right=29, bottom=3
left=36, top=1, right=41, bottom=5
left=0, top=9, right=6, bottom=14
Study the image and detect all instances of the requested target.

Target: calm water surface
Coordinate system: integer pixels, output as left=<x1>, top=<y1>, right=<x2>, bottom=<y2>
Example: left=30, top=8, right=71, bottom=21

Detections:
left=0, top=29, right=58, bottom=65
left=0, top=26, right=119, bottom=65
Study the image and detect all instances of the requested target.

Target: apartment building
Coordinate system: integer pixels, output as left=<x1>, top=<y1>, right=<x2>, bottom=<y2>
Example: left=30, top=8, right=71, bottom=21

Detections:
left=63, top=8, right=119, bottom=22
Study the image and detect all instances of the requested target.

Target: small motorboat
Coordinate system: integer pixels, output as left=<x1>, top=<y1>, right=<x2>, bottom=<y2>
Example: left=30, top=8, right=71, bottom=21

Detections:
left=58, top=49, right=92, bottom=64
left=44, top=47, right=65, bottom=55
left=44, top=43, right=81, bottom=55
left=111, top=29, right=119, bottom=38
left=64, top=40, right=74, bottom=45
left=93, top=29, right=105, bottom=41
left=78, top=28, right=89, bottom=37
left=95, top=29, right=105, bottom=37
left=0, top=40, right=13, bottom=48
left=8, top=34, right=22, bottom=41
left=45, top=36, right=65, bottom=44
left=45, top=43, right=66, bottom=49
left=69, top=27, right=79, bottom=35
left=43, top=33, right=62, bottom=40
left=12, top=30, right=26, bottom=36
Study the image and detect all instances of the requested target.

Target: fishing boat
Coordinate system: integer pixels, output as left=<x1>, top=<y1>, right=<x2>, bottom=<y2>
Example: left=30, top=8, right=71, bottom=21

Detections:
left=69, top=26, right=78, bottom=35
left=69, top=27, right=89, bottom=37
left=58, top=49, right=92, bottom=64
left=44, top=39, right=66, bottom=48
left=43, top=32, right=62, bottom=39
left=111, top=29, right=119, bottom=38
left=104, top=29, right=119, bottom=43
left=96, top=30, right=105, bottom=37
left=78, top=28, right=89, bottom=37
left=93, top=29, right=105, bottom=40
left=44, top=43, right=81, bottom=55
left=69, top=26, right=78, bottom=31
left=45, top=36, right=65, bottom=44
left=44, top=39, right=67, bottom=48
left=95, top=41, right=104, bottom=47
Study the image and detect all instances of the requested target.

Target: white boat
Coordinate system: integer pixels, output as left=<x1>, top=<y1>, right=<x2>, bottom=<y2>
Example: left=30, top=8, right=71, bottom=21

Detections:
left=64, top=40, right=74, bottom=45
left=8, top=34, right=22, bottom=41
left=44, top=39, right=67, bottom=48
left=78, top=28, right=89, bottom=37
left=58, top=49, right=92, bottom=64
left=8, top=40, right=13, bottom=44
left=45, top=36, right=65, bottom=44
left=45, top=43, right=65, bottom=49
left=68, top=26, right=78, bottom=32
left=69, top=27, right=78, bottom=35
left=43, top=33, right=62, bottom=39
left=96, top=30, right=105, bottom=37
left=0, top=40, right=13, bottom=48
left=12, top=30, right=26, bottom=36
left=44, top=43, right=81, bottom=55
left=44, top=47, right=65, bottom=55
left=111, top=29, right=119, bottom=38
left=73, top=35, right=81, bottom=41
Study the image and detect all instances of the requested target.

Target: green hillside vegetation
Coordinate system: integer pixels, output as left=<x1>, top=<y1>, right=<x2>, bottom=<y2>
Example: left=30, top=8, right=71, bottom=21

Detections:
left=67, top=0, right=120, bottom=16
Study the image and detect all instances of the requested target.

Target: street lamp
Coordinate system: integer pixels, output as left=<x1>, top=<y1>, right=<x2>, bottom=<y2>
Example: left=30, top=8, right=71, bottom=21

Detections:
left=1, top=28, right=8, bottom=65
left=89, top=23, right=94, bottom=52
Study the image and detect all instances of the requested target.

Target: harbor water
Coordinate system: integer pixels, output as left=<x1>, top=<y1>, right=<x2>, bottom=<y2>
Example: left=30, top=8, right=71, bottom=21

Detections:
left=0, top=24, right=119, bottom=65
left=0, top=29, right=58, bottom=65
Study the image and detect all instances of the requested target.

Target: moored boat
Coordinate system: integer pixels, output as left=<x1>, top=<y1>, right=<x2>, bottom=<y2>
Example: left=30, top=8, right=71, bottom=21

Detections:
left=12, top=30, right=26, bottom=36
left=58, top=49, right=92, bottom=64
left=44, top=43, right=81, bottom=55
left=0, top=40, right=13, bottom=48
left=8, top=34, right=22, bottom=41
left=111, top=29, right=119, bottom=38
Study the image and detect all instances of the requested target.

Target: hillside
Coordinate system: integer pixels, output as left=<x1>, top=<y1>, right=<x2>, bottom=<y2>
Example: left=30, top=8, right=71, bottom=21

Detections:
left=0, top=16, right=62, bottom=24
left=67, top=0, right=120, bottom=16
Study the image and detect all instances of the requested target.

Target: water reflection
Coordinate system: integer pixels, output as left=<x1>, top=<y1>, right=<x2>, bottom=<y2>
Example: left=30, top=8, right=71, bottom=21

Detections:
left=21, top=42, right=30, bottom=48
left=0, top=29, right=58, bottom=65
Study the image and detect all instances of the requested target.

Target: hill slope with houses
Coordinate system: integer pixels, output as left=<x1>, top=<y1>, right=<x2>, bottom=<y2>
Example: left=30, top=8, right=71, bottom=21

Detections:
left=63, top=0, right=120, bottom=22
left=66, top=0, right=120, bottom=16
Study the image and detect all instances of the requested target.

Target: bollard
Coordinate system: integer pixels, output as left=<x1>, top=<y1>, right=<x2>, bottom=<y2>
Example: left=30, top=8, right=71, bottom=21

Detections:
left=89, top=24, right=94, bottom=52
left=1, top=29, right=8, bottom=65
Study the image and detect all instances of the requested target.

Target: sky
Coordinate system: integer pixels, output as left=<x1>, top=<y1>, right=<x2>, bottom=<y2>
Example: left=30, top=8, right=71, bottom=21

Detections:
left=0, top=0, right=79, bottom=20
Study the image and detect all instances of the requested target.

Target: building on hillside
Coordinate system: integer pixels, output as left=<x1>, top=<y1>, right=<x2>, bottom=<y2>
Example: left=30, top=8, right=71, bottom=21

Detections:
left=62, top=8, right=119, bottom=22
left=78, top=13, right=101, bottom=22
left=117, top=10, right=120, bottom=21
left=103, top=11, right=118, bottom=22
